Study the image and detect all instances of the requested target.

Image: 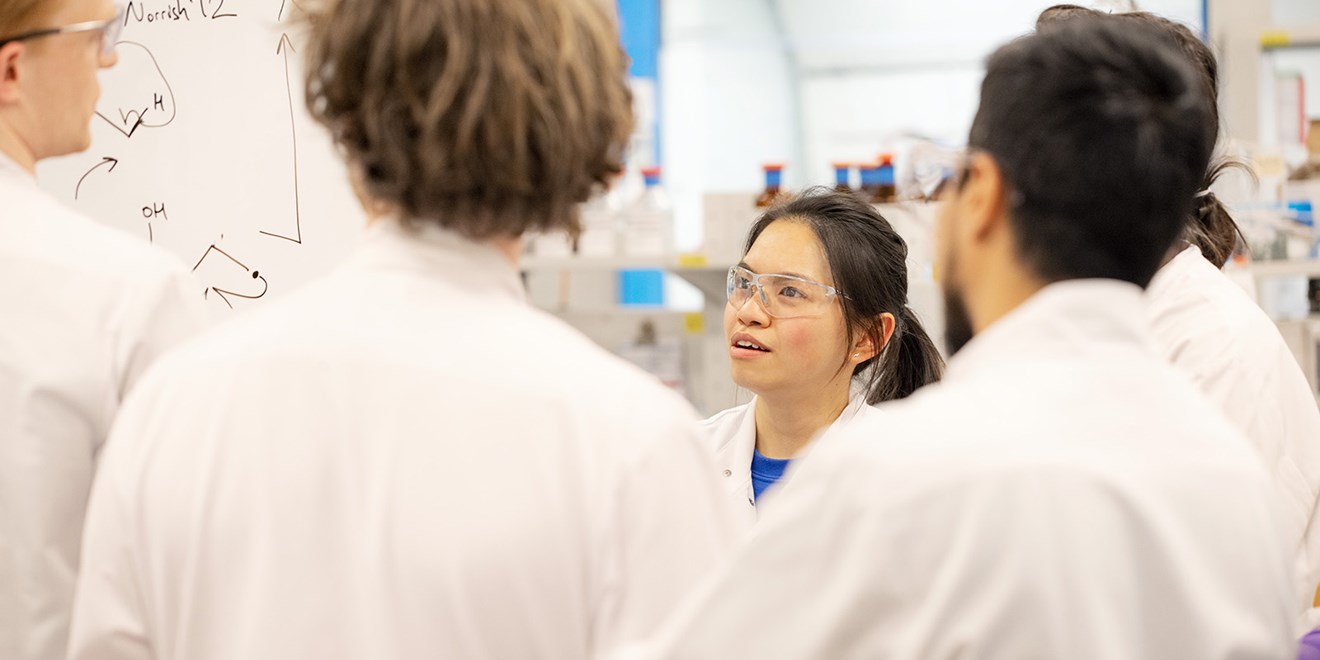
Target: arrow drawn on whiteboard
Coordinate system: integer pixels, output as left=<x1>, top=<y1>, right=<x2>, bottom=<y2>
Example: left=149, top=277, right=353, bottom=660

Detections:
left=192, top=244, right=270, bottom=309
left=74, top=157, right=119, bottom=200
left=260, top=33, right=304, bottom=245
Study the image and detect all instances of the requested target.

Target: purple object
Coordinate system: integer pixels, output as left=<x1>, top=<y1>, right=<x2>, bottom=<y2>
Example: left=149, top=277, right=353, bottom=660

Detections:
left=1298, top=630, right=1320, bottom=660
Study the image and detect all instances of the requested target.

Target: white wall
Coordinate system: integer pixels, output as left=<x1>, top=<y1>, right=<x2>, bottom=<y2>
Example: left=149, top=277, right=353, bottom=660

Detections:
left=660, top=0, right=798, bottom=252
left=1275, top=0, right=1320, bottom=26
left=662, top=0, right=1206, bottom=199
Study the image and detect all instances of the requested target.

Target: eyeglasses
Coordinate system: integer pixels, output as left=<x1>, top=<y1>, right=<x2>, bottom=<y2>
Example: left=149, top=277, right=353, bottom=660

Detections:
left=726, top=265, right=844, bottom=319
left=0, top=6, right=124, bottom=59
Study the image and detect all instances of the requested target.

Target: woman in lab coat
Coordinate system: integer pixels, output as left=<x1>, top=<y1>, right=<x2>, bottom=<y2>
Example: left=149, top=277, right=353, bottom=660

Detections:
left=707, top=188, right=943, bottom=528
left=1040, top=4, right=1320, bottom=632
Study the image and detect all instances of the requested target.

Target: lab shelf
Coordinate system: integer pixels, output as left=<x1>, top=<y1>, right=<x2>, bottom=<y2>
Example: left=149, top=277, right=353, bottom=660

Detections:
left=1261, top=24, right=1320, bottom=49
left=521, top=255, right=731, bottom=272
left=1244, top=260, right=1320, bottom=279
left=538, top=306, right=703, bottom=316
left=521, top=254, right=733, bottom=304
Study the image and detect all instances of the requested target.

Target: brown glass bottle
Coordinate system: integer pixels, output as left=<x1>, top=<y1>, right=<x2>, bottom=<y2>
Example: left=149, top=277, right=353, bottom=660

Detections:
left=858, top=162, right=878, bottom=201
left=755, top=163, right=786, bottom=208
left=873, top=153, right=897, bottom=203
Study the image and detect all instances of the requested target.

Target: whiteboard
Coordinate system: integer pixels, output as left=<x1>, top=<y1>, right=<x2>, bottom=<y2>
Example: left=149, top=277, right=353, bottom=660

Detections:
left=36, top=0, right=365, bottom=321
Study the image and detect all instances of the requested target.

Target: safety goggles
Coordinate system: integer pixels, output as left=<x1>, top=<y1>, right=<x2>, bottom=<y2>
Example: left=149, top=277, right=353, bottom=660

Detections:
left=0, top=6, right=124, bottom=59
left=726, top=265, right=844, bottom=319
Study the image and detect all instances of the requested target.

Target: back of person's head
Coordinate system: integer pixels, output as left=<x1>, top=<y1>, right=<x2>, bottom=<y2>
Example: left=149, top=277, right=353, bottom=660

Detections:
left=1037, top=4, right=1241, bottom=267
left=969, top=16, right=1215, bottom=287
left=1037, top=7, right=1217, bottom=120
left=303, top=0, right=633, bottom=240
left=748, top=189, right=944, bottom=404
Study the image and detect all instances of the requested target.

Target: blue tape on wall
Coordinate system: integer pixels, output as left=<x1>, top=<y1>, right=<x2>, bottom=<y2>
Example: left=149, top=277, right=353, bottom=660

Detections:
left=617, top=0, right=665, bottom=306
left=617, top=0, right=660, bottom=79
left=619, top=269, right=666, bottom=306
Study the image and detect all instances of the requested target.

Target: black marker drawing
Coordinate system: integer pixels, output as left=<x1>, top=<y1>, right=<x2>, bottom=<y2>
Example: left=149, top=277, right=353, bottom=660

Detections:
left=124, top=0, right=235, bottom=22
left=260, top=33, right=304, bottom=245
left=192, top=244, right=269, bottom=308
left=196, top=0, right=237, bottom=20
left=95, top=41, right=177, bottom=139
left=277, top=0, right=304, bottom=21
left=74, top=157, right=118, bottom=200
left=142, top=202, right=168, bottom=244
left=125, top=0, right=190, bottom=24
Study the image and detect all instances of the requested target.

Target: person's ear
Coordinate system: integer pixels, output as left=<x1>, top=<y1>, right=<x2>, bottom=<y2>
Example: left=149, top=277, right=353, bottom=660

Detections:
left=851, top=312, right=895, bottom=364
left=958, top=151, right=1012, bottom=245
left=0, top=42, right=27, bottom=106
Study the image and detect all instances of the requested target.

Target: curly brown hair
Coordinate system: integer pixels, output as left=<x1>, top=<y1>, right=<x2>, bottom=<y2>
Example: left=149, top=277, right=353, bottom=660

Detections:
left=303, top=0, right=633, bottom=239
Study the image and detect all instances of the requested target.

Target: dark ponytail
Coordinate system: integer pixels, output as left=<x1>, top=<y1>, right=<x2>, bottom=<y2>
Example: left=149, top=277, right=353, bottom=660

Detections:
left=867, top=306, right=944, bottom=404
left=1185, top=158, right=1251, bottom=268
left=747, top=188, right=945, bottom=405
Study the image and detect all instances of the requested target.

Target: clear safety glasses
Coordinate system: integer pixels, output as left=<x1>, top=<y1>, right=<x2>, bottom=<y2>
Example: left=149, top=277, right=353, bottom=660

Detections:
left=0, top=6, right=124, bottom=59
left=726, top=265, right=844, bottom=319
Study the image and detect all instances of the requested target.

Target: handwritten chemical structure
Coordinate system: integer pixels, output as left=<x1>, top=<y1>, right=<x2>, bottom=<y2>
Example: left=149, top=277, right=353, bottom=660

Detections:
left=192, top=244, right=269, bottom=309
left=141, top=202, right=169, bottom=243
left=95, top=41, right=176, bottom=139
left=66, top=0, right=314, bottom=311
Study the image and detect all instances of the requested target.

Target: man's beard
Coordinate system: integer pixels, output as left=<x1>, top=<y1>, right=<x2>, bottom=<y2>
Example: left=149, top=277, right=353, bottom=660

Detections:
left=943, top=285, right=974, bottom=357
left=942, top=248, right=974, bottom=357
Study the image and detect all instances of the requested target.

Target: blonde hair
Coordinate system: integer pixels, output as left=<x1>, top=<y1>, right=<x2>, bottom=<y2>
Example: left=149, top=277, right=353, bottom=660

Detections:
left=303, top=0, right=634, bottom=239
left=0, top=0, right=49, bottom=37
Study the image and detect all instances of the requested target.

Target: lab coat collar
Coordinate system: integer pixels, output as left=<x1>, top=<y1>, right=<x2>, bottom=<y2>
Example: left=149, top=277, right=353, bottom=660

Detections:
left=1145, top=244, right=1204, bottom=299
left=352, top=217, right=526, bottom=303
left=716, top=389, right=874, bottom=501
left=717, top=401, right=757, bottom=509
left=945, top=279, right=1152, bottom=382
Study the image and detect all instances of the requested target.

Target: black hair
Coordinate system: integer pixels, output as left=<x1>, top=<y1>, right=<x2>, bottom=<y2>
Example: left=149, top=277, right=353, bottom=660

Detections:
left=1037, top=5, right=1245, bottom=268
left=969, top=16, right=1216, bottom=286
left=746, top=188, right=944, bottom=404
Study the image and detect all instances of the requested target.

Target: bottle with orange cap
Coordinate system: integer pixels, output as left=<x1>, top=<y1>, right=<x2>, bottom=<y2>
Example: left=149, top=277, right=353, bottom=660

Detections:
left=620, top=165, right=672, bottom=257
left=874, top=153, right=897, bottom=204
left=755, top=163, right=786, bottom=208
left=832, top=162, right=853, bottom=194
left=858, top=162, right=879, bottom=201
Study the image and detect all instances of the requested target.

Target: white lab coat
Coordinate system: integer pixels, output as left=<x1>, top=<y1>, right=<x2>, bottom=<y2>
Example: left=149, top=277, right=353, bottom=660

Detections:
left=67, top=219, right=738, bottom=660
left=0, top=154, right=205, bottom=660
left=624, top=280, right=1294, bottom=660
left=1148, top=244, right=1320, bottom=631
left=702, top=393, right=882, bottom=530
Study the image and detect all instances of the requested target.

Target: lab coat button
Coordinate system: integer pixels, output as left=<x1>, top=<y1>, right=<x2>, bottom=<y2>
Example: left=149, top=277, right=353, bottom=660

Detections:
left=722, top=469, right=732, bottom=477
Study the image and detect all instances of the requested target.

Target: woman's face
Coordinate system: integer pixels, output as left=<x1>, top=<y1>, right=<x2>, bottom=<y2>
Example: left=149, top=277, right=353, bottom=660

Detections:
left=724, top=219, right=855, bottom=399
